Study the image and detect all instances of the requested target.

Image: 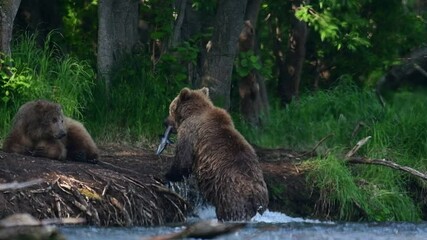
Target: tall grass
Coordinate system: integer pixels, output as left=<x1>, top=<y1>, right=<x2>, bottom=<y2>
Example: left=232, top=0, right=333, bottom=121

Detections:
left=306, top=155, right=420, bottom=221
left=237, top=76, right=385, bottom=152
left=11, top=32, right=94, bottom=116
left=0, top=32, right=95, bottom=141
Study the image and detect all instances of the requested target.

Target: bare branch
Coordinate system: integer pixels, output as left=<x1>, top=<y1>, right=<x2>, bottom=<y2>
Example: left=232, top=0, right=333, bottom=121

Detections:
left=348, top=157, right=427, bottom=181
left=345, top=136, right=371, bottom=158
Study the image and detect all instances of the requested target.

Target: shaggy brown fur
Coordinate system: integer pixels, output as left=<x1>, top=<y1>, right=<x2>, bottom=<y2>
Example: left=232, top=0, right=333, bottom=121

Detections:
left=165, top=87, right=269, bottom=221
left=2, top=100, right=99, bottom=162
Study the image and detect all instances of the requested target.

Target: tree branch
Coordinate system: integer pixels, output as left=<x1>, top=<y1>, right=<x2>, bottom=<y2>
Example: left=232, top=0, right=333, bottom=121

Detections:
left=345, top=136, right=371, bottom=158
left=345, top=136, right=427, bottom=181
left=348, top=157, right=427, bottom=181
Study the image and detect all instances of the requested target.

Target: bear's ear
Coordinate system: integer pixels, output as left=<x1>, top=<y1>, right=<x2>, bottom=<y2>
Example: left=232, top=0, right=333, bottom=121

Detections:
left=34, top=100, right=47, bottom=112
left=179, top=88, right=192, bottom=101
left=200, top=87, right=209, bottom=97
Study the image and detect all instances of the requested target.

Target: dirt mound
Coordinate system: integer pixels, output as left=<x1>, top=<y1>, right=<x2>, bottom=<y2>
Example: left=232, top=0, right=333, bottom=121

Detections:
left=0, top=144, right=317, bottom=226
left=0, top=145, right=189, bottom=226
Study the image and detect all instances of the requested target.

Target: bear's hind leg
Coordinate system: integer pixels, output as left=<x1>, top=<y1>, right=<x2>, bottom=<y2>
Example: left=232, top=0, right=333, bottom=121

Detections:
left=2, top=133, right=33, bottom=155
left=64, top=117, right=99, bottom=163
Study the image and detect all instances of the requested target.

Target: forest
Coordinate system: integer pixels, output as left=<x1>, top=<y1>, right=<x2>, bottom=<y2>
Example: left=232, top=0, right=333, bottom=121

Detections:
left=1, top=0, right=427, bottom=224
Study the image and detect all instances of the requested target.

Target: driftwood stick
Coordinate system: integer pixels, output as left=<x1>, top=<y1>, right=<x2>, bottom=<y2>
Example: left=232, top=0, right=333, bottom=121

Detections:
left=413, top=63, right=427, bottom=78
left=345, top=136, right=371, bottom=158
left=348, top=157, right=427, bottom=181
left=0, top=179, right=43, bottom=191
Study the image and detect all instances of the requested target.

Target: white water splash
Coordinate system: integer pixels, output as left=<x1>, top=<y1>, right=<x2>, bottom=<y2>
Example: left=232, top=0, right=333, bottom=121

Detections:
left=251, top=209, right=327, bottom=223
left=190, top=205, right=217, bottom=221
left=191, top=205, right=329, bottom=224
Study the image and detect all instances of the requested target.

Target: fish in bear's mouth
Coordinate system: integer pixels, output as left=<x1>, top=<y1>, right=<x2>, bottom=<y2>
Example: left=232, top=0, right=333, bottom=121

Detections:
left=156, top=125, right=174, bottom=155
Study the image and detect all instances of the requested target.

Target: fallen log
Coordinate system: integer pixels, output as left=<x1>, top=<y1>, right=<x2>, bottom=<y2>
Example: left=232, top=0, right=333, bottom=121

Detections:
left=0, top=213, right=83, bottom=240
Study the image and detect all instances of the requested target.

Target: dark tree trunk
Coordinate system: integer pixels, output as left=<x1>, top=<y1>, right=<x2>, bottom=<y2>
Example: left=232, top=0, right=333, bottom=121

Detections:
left=170, top=0, right=187, bottom=48
left=238, top=0, right=269, bottom=125
left=238, top=20, right=265, bottom=126
left=277, top=0, right=308, bottom=106
left=201, top=0, right=248, bottom=109
left=176, top=0, right=203, bottom=87
left=97, top=0, right=139, bottom=95
left=0, top=0, right=21, bottom=55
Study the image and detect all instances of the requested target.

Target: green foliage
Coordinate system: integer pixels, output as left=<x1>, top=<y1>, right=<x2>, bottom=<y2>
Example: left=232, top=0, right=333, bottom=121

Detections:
left=295, top=1, right=372, bottom=51
left=62, top=0, right=98, bottom=61
left=0, top=53, right=32, bottom=104
left=156, top=41, right=199, bottom=82
left=299, top=0, right=427, bottom=84
left=85, top=53, right=187, bottom=144
left=235, top=50, right=262, bottom=77
left=141, top=0, right=175, bottom=41
left=295, top=5, right=339, bottom=44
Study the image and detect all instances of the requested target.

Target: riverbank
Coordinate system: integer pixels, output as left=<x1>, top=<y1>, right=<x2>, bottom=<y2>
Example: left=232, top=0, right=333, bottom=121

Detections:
left=0, top=144, right=316, bottom=226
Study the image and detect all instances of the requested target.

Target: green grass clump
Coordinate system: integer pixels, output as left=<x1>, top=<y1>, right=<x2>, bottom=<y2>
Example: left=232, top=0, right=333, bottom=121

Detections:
left=306, top=155, right=420, bottom=221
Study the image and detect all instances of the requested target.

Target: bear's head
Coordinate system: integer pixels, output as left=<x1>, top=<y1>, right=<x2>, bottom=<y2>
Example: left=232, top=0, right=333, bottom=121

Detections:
left=31, top=100, right=67, bottom=140
left=167, top=87, right=212, bottom=128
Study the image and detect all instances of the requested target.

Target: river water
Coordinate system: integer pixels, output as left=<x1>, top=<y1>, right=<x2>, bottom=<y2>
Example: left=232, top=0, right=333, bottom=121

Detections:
left=60, top=206, right=427, bottom=240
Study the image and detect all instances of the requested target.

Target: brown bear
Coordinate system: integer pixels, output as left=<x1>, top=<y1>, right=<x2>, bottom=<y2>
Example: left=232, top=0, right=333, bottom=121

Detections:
left=2, top=99, right=99, bottom=162
left=163, top=87, right=269, bottom=221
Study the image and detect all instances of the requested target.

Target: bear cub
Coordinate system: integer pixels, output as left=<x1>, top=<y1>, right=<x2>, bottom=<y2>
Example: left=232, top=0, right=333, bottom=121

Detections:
left=2, top=99, right=99, bottom=162
left=163, top=87, right=269, bottom=221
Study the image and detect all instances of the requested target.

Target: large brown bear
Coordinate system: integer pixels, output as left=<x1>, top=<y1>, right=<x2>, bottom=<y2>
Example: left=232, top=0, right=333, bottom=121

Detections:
left=2, top=99, right=99, bottom=162
left=164, top=87, right=269, bottom=221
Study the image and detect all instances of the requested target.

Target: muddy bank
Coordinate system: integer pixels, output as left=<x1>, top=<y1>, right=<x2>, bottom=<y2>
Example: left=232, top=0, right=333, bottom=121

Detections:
left=0, top=145, right=317, bottom=226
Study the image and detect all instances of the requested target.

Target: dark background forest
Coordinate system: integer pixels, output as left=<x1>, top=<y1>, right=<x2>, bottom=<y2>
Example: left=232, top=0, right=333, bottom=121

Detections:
left=1, top=0, right=427, bottom=221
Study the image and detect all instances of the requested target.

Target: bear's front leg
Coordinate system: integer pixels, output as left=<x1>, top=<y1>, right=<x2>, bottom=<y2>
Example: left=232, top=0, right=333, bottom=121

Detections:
left=33, top=140, right=67, bottom=161
left=165, top=134, right=194, bottom=182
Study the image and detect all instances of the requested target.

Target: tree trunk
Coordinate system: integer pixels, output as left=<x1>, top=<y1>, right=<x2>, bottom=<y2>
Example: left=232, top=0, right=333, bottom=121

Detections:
left=277, top=0, right=308, bottom=106
left=97, top=0, right=139, bottom=95
left=170, top=0, right=187, bottom=48
left=201, top=0, right=248, bottom=109
left=237, top=0, right=269, bottom=126
left=0, top=0, right=21, bottom=55
left=238, top=20, right=263, bottom=126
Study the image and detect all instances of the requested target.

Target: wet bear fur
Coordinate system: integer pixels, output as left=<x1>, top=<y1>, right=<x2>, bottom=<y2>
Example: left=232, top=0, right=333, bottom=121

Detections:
left=2, top=99, right=99, bottom=162
left=165, top=87, right=269, bottom=221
